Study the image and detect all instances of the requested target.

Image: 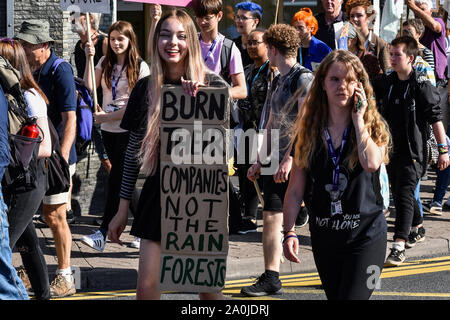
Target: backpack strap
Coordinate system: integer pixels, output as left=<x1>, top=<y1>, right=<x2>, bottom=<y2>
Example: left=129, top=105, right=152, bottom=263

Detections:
left=290, top=66, right=312, bottom=95
left=51, top=58, right=69, bottom=76
left=220, top=37, right=234, bottom=85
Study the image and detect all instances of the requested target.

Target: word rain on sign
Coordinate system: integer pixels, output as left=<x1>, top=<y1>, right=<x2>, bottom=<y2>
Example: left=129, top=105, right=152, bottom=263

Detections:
left=159, top=85, right=230, bottom=293
left=60, top=0, right=111, bottom=13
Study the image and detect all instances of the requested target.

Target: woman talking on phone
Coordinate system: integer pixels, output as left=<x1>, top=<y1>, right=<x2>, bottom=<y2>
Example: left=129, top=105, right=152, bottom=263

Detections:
left=282, top=50, right=391, bottom=300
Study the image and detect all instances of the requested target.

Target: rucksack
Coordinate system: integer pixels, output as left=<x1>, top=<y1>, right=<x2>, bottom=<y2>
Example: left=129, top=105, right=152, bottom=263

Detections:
left=51, top=58, right=93, bottom=156
left=0, top=55, right=42, bottom=194
left=219, top=37, right=234, bottom=85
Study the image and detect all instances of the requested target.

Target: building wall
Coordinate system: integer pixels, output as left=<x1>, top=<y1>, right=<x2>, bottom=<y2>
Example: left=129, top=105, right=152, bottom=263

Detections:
left=11, top=0, right=116, bottom=217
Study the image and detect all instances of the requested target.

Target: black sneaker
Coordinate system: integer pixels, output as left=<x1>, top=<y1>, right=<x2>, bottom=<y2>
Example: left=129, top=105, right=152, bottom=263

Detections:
left=240, top=272, right=283, bottom=297
left=406, top=226, right=426, bottom=248
left=384, top=248, right=406, bottom=267
left=295, top=207, right=309, bottom=227
left=237, top=219, right=258, bottom=235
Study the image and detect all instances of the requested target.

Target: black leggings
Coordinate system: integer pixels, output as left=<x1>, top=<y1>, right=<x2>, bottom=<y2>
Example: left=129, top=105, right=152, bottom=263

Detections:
left=100, top=130, right=130, bottom=231
left=5, top=161, right=50, bottom=300
left=311, top=233, right=387, bottom=300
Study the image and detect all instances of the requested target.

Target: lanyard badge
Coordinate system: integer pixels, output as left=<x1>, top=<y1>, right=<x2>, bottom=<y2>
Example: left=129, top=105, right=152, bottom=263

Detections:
left=324, top=126, right=349, bottom=216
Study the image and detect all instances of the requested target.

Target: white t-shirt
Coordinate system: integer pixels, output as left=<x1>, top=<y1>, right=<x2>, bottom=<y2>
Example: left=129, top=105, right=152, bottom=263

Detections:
left=96, top=56, right=150, bottom=133
left=24, top=88, right=47, bottom=119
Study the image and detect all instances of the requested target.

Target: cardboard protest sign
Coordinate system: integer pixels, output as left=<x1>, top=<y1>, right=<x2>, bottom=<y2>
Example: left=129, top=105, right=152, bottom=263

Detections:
left=124, top=0, right=192, bottom=7
left=60, top=0, right=111, bottom=13
left=160, top=85, right=230, bottom=293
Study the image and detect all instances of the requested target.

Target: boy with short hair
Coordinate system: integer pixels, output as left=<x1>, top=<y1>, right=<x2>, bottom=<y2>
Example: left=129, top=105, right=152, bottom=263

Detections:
left=192, top=0, right=247, bottom=102
left=243, top=24, right=313, bottom=296
left=379, top=36, right=449, bottom=266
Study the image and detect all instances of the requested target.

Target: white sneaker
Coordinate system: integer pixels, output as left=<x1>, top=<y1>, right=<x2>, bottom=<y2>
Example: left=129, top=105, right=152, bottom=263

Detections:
left=81, top=230, right=105, bottom=252
left=130, top=237, right=140, bottom=249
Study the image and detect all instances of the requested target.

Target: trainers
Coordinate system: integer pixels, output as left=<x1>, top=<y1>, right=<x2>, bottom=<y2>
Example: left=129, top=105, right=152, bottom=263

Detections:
left=50, top=274, right=76, bottom=298
left=130, top=237, right=141, bottom=249
left=385, top=248, right=406, bottom=267
left=81, top=230, right=105, bottom=252
left=423, top=201, right=442, bottom=216
left=406, top=226, right=426, bottom=248
left=295, top=207, right=309, bottom=227
left=237, top=219, right=258, bottom=235
left=16, top=266, right=33, bottom=294
left=240, top=272, right=283, bottom=297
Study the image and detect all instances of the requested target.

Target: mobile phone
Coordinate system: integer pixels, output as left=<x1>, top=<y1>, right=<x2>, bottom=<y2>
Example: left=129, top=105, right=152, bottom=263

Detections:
left=354, top=82, right=364, bottom=112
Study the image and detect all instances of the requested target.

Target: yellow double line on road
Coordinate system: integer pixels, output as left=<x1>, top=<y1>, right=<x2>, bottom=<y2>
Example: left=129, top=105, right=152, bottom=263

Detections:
left=53, top=256, right=450, bottom=300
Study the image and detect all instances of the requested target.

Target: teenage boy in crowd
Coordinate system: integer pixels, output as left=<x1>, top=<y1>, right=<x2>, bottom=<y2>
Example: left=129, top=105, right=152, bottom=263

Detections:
left=378, top=36, right=449, bottom=267
left=233, top=1, right=263, bottom=68
left=244, top=24, right=313, bottom=296
left=16, top=20, right=77, bottom=297
left=192, top=0, right=248, bottom=234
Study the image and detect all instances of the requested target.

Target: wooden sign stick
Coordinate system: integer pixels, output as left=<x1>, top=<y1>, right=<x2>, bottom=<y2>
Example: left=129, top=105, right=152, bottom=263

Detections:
left=85, top=12, right=100, bottom=112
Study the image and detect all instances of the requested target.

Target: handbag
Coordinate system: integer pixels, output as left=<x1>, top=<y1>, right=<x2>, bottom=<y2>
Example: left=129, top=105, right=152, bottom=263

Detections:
left=45, top=121, right=70, bottom=196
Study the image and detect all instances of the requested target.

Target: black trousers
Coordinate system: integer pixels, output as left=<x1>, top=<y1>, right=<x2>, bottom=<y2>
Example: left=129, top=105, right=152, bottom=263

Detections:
left=100, top=130, right=130, bottom=231
left=311, top=233, right=387, bottom=300
left=5, top=161, right=50, bottom=300
left=387, top=157, right=423, bottom=241
left=237, top=163, right=261, bottom=219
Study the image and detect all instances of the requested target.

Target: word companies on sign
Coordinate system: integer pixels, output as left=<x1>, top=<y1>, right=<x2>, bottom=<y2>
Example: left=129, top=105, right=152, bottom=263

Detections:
left=160, top=85, right=230, bottom=293
left=60, top=0, right=111, bottom=14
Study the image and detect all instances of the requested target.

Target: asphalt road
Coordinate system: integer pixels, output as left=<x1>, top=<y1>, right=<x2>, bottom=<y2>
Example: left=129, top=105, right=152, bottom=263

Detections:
left=55, top=254, right=450, bottom=301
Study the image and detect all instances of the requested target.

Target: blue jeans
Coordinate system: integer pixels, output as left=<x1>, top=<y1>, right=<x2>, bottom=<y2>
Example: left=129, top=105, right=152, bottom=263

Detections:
left=0, top=186, right=28, bottom=300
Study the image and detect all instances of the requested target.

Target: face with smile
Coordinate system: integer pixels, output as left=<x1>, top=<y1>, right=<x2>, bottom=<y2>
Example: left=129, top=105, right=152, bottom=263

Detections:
left=349, top=6, right=368, bottom=31
left=246, top=31, right=267, bottom=61
left=158, top=17, right=188, bottom=66
left=109, top=30, right=130, bottom=58
left=323, top=61, right=358, bottom=109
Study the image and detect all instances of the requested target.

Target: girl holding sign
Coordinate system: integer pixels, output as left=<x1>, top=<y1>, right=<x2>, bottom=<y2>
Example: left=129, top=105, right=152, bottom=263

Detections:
left=108, top=9, right=229, bottom=300
left=282, top=50, right=390, bottom=300
left=82, top=21, right=150, bottom=252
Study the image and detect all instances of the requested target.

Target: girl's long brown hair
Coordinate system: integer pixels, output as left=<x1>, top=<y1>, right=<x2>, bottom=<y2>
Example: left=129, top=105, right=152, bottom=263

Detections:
left=101, top=20, right=141, bottom=90
left=0, top=39, right=49, bottom=104
left=292, top=50, right=390, bottom=170
left=139, top=9, right=209, bottom=176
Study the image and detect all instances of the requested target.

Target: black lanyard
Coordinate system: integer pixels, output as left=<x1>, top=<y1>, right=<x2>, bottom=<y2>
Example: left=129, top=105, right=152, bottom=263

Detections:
left=324, top=126, right=350, bottom=192
left=112, top=64, right=126, bottom=101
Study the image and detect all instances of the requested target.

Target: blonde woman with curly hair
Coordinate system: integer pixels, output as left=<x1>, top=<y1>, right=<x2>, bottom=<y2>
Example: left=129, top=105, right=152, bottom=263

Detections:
left=283, top=50, right=390, bottom=300
left=108, top=9, right=229, bottom=300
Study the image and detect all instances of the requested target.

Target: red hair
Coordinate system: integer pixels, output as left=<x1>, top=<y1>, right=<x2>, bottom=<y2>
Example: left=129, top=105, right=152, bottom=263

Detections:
left=292, top=8, right=318, bottom=35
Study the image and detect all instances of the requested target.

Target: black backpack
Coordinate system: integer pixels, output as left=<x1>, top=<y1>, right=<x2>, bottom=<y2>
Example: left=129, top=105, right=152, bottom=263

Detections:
left=0, top=55, right=42, bottom=194
left=219, top=37, right=234, bottom=85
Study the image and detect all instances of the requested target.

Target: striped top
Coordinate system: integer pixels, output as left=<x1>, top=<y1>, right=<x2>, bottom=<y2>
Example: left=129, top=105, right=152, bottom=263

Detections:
left=419, top=47, right=435, bottom=71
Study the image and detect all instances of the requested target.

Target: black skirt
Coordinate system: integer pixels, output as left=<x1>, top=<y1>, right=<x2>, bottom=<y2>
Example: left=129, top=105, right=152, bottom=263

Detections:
left=130, top=169, right=161, bottom=242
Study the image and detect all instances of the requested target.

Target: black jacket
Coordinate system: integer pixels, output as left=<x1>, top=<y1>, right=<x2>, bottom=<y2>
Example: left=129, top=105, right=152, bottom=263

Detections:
left=378, top=70, right=442, bottom=177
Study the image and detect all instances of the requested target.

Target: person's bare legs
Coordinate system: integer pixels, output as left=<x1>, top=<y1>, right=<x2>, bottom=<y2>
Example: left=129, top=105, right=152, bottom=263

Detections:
left=43, top=203, right=72, bottom=269
left=136, top=239, right=162, bottom=300
left=262, top=210, right=283, bottom=272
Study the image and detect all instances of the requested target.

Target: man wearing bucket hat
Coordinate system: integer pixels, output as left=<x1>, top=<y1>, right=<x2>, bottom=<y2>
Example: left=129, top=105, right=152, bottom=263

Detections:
left=16, top=19, right=77, bottom=298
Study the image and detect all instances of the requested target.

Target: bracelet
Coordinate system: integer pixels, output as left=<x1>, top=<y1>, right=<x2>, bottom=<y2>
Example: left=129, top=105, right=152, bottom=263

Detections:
left=438, top=147, right=448, bottom=154
left=438, top=143, right=446, bottom=147
left=282, top=230, right=296, bottom=236
left=282, top=234, right=298, bottom=244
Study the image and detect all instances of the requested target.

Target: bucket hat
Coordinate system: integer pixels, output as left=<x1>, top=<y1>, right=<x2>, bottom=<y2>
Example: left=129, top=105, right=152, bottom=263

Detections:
left=15, top=20, right=54, bottom=44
